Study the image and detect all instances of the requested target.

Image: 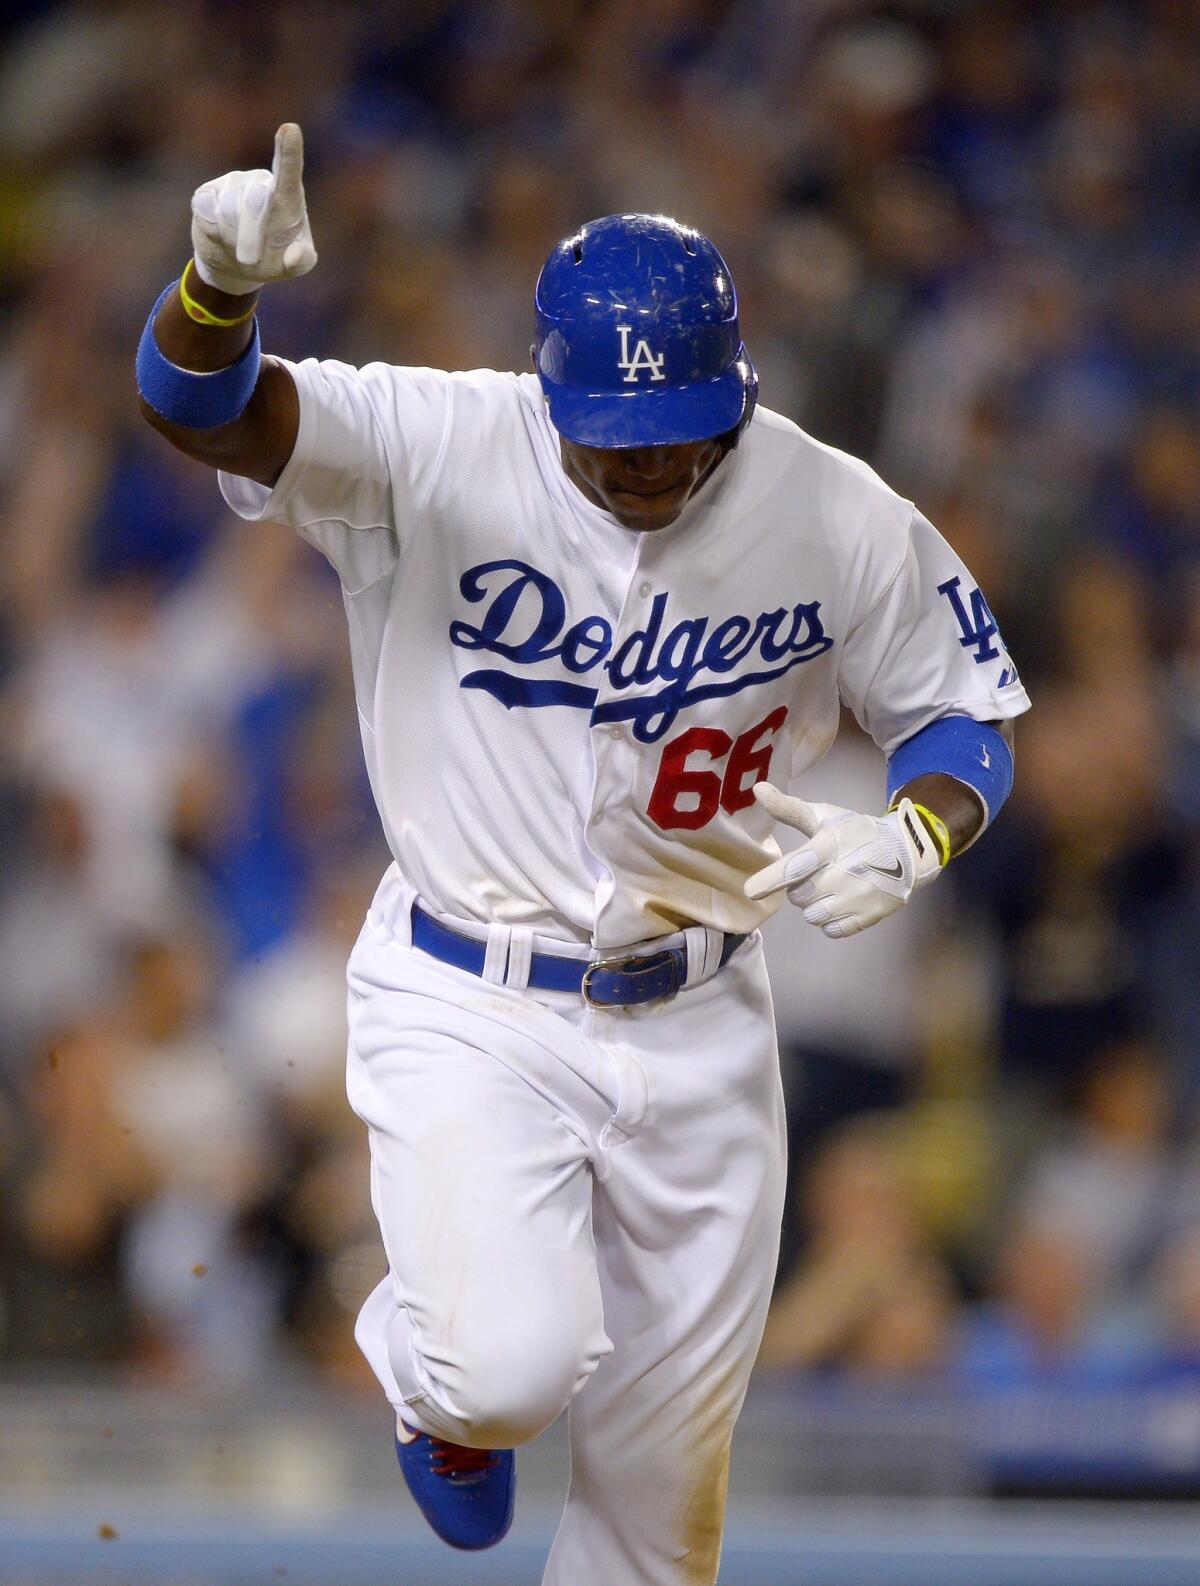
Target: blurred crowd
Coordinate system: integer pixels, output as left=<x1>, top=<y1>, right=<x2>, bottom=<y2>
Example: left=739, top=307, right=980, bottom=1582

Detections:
left=2, top=0, right=1200, bottom=1400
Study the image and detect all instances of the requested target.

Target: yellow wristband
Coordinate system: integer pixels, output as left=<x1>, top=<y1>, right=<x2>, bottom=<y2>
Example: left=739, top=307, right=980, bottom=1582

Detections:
left=178, top=258, right=258, bottom=327
left=907, top=801, right=952, bottom=867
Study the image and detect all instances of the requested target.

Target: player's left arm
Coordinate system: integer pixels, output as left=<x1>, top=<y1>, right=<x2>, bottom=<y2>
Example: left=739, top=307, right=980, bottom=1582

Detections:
left=745, top=717, right=1015, bottom=938
left=746, top=504, right=1026, bottom=939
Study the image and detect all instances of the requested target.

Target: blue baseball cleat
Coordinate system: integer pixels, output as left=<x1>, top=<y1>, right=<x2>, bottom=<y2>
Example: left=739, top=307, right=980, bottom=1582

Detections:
left=394, top=1419, right=515, bottom=1550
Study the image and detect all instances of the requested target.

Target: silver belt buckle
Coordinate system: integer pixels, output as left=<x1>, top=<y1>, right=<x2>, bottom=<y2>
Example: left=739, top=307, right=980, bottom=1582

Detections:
left=581, top=952, right=642, bottom=1009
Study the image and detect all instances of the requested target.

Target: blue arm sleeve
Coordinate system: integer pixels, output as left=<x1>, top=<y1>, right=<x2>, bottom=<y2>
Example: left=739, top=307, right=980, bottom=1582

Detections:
left=136, top=281, right=261, bottom=429
left=886, top=714, right=1013, bottom=825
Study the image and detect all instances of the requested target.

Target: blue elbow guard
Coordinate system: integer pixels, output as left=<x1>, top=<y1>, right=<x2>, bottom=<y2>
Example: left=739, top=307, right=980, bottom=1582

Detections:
left=136, top=281, right=261, bottom=429
left=886, top=715, right=1013, bottom=825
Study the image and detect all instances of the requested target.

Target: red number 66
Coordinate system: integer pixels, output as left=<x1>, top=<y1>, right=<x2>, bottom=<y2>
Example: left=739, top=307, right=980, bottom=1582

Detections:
left=646, top=706, right=789, bottom=831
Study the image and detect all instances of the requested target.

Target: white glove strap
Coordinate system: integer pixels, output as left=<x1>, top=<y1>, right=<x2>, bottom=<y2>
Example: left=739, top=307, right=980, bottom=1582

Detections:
left=891, top=797, right=944, bottom=888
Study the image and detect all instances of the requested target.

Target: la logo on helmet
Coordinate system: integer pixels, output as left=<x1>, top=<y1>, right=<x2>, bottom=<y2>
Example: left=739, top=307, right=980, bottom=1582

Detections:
left=617, top=325, right=666, bottom=383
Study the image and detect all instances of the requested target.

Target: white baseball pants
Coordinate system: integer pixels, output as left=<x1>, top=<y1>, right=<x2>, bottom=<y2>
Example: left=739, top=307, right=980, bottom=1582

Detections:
left=348, top=873, right=786, bottom=1585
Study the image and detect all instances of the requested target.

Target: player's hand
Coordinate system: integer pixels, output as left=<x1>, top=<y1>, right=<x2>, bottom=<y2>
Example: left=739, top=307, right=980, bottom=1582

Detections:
left=744, top=783, right=942, bottom=938
left=190, top=123, right=318, bottom=296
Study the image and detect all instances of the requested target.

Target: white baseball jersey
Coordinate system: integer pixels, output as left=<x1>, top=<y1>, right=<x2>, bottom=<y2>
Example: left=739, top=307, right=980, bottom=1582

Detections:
left=220, top=363, right=1029, bottom=949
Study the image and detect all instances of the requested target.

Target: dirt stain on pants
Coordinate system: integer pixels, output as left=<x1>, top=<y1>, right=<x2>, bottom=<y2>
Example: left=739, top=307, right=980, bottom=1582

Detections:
left=678, top=1434, right=732, bottom=1584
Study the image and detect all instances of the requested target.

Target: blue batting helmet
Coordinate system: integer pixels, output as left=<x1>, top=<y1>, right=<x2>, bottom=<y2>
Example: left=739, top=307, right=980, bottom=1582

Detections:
left=533, top=213, right=757, bottom=449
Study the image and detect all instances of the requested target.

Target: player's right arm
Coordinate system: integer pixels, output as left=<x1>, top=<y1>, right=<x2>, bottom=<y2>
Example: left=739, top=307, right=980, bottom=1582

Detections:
left=138, top=124, right=316, bottom=487
left=139, top=286, right=299, bottom=487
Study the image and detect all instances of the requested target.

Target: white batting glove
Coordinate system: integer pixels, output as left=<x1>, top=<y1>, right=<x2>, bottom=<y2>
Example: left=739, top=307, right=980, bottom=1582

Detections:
left=190, top=123, right=317, bottom=296
left=745, top=782, right=943, bottom=938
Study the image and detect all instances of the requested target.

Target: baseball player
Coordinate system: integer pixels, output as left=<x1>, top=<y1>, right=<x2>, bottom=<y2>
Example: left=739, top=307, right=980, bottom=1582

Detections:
left=137, top=125, right=1027, bottom=1583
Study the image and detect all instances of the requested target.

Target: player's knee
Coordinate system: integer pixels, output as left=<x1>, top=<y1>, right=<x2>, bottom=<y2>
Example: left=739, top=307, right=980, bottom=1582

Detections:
left=452, top=1387, right=559, bottom=1448
left=429, top=1331, right=595, bottom=1448
left=466, top=1342, right=588, bottom=1446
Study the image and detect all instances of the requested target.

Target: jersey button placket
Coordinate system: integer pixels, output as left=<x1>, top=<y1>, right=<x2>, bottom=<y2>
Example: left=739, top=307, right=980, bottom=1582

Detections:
left=585, top=559, right=654, bottom=932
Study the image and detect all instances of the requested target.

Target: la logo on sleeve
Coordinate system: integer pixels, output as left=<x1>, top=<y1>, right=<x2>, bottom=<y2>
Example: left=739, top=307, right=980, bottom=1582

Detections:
left=937, top=575, right=1001, bottom=663
left=617, top=325, right=666, bottom=383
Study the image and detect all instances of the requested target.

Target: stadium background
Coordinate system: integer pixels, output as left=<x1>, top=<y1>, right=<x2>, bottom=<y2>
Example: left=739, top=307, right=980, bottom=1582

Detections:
left=3, top=0, right=1200, bottom=1580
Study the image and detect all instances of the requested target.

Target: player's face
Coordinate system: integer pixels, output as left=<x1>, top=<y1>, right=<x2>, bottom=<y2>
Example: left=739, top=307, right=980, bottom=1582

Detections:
left=559, top=435, right=725, bottom=531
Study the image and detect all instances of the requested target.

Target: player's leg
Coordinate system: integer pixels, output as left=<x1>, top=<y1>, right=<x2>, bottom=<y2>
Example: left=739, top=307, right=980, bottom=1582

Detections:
left=345, top=922, right=614, bottom=1545
left=349, top=1004, right=611, bottom=1449
left=542, top=939, right=787, bottom=1586
left=351, top=1024, right=609, bottom=1450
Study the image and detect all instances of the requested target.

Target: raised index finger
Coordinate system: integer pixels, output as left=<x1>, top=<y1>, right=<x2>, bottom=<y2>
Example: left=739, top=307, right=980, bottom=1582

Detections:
left=271, top=123, right=305, bottom=200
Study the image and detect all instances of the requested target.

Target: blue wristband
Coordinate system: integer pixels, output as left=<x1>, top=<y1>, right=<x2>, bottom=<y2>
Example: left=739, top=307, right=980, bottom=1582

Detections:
left=886, top=714, right=1014, bottom=825
left=136, top=280, right=261, bottom=429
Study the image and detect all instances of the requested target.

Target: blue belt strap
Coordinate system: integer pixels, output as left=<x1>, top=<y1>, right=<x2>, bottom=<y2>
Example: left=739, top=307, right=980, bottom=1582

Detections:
left=410, top=903, right=746, bottom=1008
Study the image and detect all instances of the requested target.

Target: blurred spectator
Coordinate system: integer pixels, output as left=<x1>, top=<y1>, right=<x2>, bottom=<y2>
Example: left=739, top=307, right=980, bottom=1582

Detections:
left=107, top=932, right=275, bottom=1381
left=14, top=572, right=206, bottom=930
left=1016, top=1041, right=1200, bottom=1297
left=0, top=785, right=121, bottom=1063
left=223, top=862, right=382, bottom=1381
left=953, top=553, right=1167, bottom=1116
left=759, top=1116, right=955, bottom=1376
left=4, top=1018, right=154, bottom=1363
left=954, top=1211, right=1130, bottom=1389
left=1140, top=1229, right=1200, bottom=1380
left=1097, top=408, right=1200, bottom=598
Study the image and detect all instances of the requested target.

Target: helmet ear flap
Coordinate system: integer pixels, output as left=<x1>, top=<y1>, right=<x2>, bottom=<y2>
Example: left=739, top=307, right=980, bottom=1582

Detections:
left=735, top=351, right=758, bottom=439
left=716, top=350, right=757, bottom=453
